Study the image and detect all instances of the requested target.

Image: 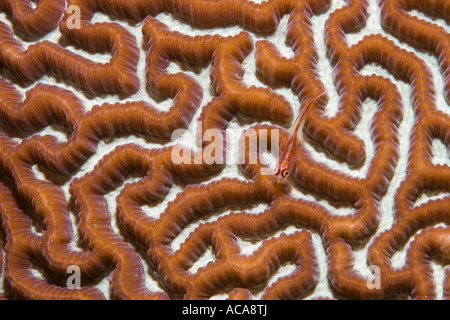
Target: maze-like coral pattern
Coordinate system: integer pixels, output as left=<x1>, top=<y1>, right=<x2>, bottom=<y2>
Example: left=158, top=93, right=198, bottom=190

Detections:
left=0, top=0, right=449, bottom=299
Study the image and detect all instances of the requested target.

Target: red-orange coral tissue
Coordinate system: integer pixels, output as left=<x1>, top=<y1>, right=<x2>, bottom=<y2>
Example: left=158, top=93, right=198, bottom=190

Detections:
left=0, top=0, right=449, bottom=300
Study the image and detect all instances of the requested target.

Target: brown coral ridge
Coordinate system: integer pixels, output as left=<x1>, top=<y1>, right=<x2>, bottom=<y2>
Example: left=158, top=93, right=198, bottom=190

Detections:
left=0, top=0, right=65, bottom=38
left=71, top=129, right=321, bottom=299
left=0, top=9, right=294, bottom=298
left=0, top=0, right=139, bottom=95
left=310, top=0, right=450, bottom=299
left=0, top=0, right=449, bottom=300
left=380, top=0, right=450, bottom=104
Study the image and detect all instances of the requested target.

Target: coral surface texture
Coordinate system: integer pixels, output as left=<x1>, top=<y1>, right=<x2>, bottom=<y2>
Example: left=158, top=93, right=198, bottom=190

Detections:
left=0, top=0, right=449, bottom=299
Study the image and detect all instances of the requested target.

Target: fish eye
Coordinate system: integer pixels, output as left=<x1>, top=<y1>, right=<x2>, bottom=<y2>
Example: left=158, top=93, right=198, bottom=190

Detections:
left=274, top=167, right=280, bottom=175
left=282, top=170, right=289, bottom=177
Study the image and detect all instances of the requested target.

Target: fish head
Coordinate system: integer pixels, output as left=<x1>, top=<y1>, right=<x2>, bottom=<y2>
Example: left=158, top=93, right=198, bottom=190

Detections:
left=274, top=162, right=290, bottom=183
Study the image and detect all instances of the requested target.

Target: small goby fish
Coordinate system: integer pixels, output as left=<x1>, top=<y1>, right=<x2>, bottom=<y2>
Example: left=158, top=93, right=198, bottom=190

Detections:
left=274, top=92, right=326, bottom=183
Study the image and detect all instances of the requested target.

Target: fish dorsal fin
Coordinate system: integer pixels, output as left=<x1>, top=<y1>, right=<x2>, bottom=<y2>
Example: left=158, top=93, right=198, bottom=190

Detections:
left=289, top=92, right=326, bottom=142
